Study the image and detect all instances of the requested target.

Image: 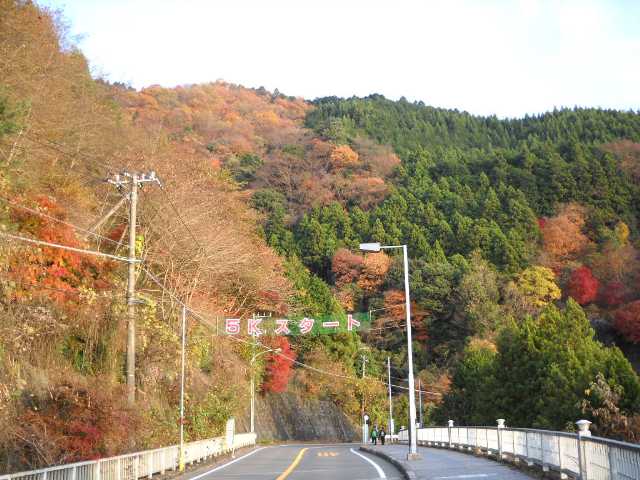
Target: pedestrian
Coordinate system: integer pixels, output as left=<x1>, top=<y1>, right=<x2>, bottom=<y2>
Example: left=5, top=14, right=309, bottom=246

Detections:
left=379, top=427, right=386, bottom=445
left=370, top=426, right=378, bottom=445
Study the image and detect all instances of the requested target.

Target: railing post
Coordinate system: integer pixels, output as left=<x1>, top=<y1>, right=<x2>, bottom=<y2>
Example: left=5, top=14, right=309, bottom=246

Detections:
left=117, top=458, right=122, bottom=480
left=448, top=420, right=454, bottom=448
left=608, top=444, right=618, bottom=480
left=147, top=453, right=152, bottom=479
left=497, top=419, right=505, bottom=460
left=525, top=431, right=533, bottom=466
left=558, top=435, right=567, bottom=480
left=95, top=460, right=101, bottom=480
left=72, top=466, right=77, bottom=480
left=576, top=419, right=592, bottom=480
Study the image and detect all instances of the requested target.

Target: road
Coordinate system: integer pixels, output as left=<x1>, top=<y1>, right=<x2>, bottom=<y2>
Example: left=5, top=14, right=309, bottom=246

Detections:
left=183, top=443, right=402, bottom=480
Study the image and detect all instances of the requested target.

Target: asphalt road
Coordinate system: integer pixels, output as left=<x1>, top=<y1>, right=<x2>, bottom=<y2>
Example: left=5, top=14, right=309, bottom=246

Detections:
left=183, top=444, right=403, bottom=480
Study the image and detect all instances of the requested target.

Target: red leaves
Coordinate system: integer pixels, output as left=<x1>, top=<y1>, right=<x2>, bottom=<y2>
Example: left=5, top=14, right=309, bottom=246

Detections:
left=614, top=301, right=640, bottom=343
left=261, top=337, right=296, bottom=394
left=600, top=281, right=630, bottom=307
left=566, top=266, right=599, bottom=305
left=8, top=195, right=112, bottom=306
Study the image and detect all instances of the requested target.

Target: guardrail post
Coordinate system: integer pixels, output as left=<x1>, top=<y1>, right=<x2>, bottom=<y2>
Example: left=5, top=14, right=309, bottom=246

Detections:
left=147, top=453, right=152, bottom=479
left=497, top=419, right=505, bottom=460
left=576, top=419, right=592, bottom=480
left=95, top=460, right=101, bottom=480
left=525, top=431, right=533, bottom=466
left=448, top=420, right=454, bottom=448
left=72, top=466, right=77, bottom=480
left=117, top=458, right=122, bottom=480
left=43, top=470, right=48, bottom=480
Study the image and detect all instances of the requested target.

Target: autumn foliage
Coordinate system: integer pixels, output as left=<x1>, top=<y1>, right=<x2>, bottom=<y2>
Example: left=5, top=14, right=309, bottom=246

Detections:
left=615, top=301, right=640, bottom=343
left=540, top=203, right=590, bottom=265
left=600, top=281, right=630, bottom=307
left=566, top=266, right=599, bottom=305
left=262, top=337, right=296, bottom=393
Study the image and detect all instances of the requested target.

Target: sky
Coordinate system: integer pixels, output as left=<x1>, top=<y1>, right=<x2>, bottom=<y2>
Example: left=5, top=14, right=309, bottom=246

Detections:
left=38, top=0, right=640, bottom=118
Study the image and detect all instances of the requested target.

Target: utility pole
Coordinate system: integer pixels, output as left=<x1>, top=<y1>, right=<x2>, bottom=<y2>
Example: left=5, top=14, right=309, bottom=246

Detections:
left=179, top=305, right=187, bottom=471
left=361, top=354, right=368, bottom=444
left=388, top=357, right=393, bottom=435
left=108, top=171, right=160, bottom=404
left=418, top=378, right=423, bottom=427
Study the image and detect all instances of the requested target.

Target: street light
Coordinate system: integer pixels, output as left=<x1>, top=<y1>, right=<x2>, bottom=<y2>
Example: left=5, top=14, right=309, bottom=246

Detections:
left=250, top=346, right=282, bottom=434
left=360, top=242, right=420, bottom=460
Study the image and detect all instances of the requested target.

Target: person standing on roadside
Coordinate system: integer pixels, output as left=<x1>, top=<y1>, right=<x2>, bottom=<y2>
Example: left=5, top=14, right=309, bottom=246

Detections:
left=370, top=425, right=378, bottom=445
left=379, top=427, right=386, bottom=445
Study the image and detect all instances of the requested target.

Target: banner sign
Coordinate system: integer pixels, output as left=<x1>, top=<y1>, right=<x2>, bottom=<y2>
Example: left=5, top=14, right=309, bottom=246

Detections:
left=222, top=313, right=372, bottom=336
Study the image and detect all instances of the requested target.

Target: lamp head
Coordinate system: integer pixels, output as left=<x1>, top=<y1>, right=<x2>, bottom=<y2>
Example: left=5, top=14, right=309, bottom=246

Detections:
left=359, top=242, right=381, bottom=252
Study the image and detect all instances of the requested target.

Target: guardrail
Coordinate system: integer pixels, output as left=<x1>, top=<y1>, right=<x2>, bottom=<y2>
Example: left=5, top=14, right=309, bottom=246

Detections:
left=0, top=433, right=257, bottom=480
left=398, top=421, right=640, bottom=479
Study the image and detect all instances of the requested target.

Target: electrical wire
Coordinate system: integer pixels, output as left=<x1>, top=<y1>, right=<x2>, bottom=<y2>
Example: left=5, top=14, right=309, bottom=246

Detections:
left=0, top=231, right=134, bottom=263
left=0, top=194, right=122, bottom=247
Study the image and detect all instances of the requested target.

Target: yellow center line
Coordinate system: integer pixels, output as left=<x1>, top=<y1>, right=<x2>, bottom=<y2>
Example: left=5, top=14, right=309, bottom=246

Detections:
left=276, top=447, right=308, bottom=480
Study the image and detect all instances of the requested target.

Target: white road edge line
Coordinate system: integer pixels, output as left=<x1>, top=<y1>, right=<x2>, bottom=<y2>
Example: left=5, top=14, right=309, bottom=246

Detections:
left=349, top=448, right=387, bottom=479
left=189, top=447, right=267, bottom=479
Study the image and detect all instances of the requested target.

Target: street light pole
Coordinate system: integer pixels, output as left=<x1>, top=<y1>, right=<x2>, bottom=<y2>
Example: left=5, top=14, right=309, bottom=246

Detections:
left=402, top=244, right=419, bottom=459
left=360, top=242, right=420, bottom=459
left=387, top=356, right=393, bottom=435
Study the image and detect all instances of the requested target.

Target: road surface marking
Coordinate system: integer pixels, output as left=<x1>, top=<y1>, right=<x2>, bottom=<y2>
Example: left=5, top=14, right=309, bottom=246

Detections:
left=349, top=448, right=387, bottom=479
left=435, top=475, right=497, bottom=479
left=317, top=451, right=339, bottom=457
left=188, top=447, right=266, bottom=479
left=275, top=447, right=308, bottom=480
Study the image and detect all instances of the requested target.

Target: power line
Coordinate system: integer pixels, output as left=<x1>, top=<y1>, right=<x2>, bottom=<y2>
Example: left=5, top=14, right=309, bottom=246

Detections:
left=0, top=231, right=136, bottom=263
left=0, top=194, right=122, bottom=247
left=157, top=183, right=203, bottom=250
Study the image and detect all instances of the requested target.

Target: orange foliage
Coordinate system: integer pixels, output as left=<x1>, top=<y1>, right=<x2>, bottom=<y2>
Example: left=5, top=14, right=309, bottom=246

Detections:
left=8, top=195, right=111, bottom=306
left=331, top=248, right=364, bottom=288
left=357, top=252, right=391, bottom=294
left=329, top=145, right=360, bottom=169
left=540, top=203, right=590, bottom=264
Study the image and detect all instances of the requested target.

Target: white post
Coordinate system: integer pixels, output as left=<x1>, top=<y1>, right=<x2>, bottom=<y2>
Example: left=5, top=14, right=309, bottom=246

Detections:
left=387, top=357, right=393, bottom=437
left=497, top=419, right=505, bottom=460
left=403, top=245, right=419, bottom=460
left=95, top=460, right=101, bottom=480
left=179, top=305, right=187, bottom=472
left=576, top=420, right=592, bottom=480
left=250, top=319, right=256, bottom=435
left=448, top=420, right=454, bottom=448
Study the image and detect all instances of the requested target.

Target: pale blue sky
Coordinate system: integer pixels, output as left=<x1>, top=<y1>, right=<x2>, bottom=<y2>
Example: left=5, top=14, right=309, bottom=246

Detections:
left=39, top=0, right=640, bottom=118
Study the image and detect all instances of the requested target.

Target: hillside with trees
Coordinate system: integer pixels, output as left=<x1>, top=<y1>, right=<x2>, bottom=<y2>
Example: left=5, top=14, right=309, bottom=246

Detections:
left=2, top=0, right=640, bottom=472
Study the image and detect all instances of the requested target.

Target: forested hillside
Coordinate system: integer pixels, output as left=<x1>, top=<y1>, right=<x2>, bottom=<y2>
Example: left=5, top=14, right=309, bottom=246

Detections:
left=2, top=0, right=640, bottom=472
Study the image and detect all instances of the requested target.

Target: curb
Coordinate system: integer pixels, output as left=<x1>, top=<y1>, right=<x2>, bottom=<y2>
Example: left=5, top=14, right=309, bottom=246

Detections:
left=359, top=446, right=417, bottom=480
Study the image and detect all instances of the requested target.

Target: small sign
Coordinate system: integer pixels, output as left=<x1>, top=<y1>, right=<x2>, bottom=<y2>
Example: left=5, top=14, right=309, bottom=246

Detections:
left=225, top=417, right=235, bottom=450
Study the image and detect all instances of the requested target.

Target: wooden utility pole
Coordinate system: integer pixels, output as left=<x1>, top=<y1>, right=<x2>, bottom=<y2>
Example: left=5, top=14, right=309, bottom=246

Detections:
left=108, top=171, right=160, bottom=404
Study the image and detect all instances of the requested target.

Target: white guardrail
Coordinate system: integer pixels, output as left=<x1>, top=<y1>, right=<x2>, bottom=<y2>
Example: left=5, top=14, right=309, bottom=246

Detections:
left=0, top=433, right=256, bottom=480
left=398, top=423, right=639, bottom=480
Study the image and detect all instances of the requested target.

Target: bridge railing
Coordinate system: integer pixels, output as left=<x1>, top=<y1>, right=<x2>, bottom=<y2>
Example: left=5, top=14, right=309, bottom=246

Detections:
left=398, top=421, right=640, bottom=480
left=0, top=433, right=257, bottom=480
